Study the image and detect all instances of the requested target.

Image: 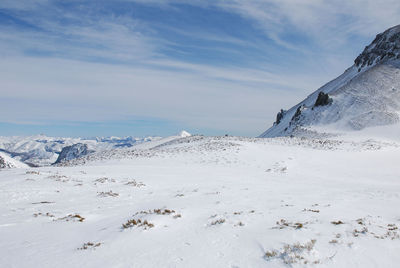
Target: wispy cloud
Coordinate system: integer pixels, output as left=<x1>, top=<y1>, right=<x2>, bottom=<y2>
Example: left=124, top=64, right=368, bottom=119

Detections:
left=1, top=0, right=399, bottom=136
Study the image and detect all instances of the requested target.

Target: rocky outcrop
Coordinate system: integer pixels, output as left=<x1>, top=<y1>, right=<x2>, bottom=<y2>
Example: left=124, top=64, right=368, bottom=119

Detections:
left=275, top=109, right=286, bottom=125
left=314, top=92, right=331, bottom=107
left=0, top=156, right=7, bottom=169
left=54, top=143, right=90, bottom=164
left=0, top=152, right=28, bottom=169
left=354, top=25, right=400, bottom=71
left=291, top=106, right=304, bottom=122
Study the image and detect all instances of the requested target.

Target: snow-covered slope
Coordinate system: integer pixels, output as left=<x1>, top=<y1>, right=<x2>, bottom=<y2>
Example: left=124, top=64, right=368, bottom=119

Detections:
left=260, top=25, right=400, bottom=138
left=127, top=131, right=191, bottom=150
left=0, top=151, right=28, bottom=169
left=1, top=135, right=399, bottom=267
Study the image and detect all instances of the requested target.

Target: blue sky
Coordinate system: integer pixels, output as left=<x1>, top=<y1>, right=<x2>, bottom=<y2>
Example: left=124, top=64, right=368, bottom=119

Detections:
left=1, top=0, right=400, bottom=137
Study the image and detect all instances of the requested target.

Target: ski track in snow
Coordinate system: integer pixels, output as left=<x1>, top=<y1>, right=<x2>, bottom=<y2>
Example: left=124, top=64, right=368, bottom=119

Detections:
left=1, top=135, right=400, bottom=267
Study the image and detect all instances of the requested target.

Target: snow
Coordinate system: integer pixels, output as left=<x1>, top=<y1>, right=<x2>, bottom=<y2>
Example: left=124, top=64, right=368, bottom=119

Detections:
left=55, top=143, right=90, bottom=164
left=0, top=135, right=160, bottom=166
left=179, top=130, right=191, bottom=138
left=1, top=135, right=400, bottom=267
left=260, top=24, right=400, bottom=138
left=0, top=151, right=28, bottom=169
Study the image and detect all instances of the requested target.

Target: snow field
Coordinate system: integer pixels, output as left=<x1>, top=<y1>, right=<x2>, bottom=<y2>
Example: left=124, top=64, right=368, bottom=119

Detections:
left=1, top=136, right=400, bottom=267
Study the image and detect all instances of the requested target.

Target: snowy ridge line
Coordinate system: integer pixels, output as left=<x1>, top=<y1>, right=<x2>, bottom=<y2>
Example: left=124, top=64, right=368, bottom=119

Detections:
left=55, top=136, right=398, bottom=167
left=55, top=135, right=240, bottom=167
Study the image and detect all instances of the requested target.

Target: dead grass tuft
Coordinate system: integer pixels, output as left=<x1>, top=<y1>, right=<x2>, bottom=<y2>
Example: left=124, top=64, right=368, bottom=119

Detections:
left=97, top=191, right=119, bottom=197
left=94, top=177, right=116, bottom=184
left=26, top=170, right=40, bottom=175
left=210, top=218, right=225, bottom=225
left=33, top=212, right=55, bottom=218
left=57, top=214, right=85, bottom=222
left=125, top=180, right=145, bottom=187
left=275, top=219, right=306, bottom=229
left=122, top=218, right=154, bottom=229
left=265, top=239, right=318, bottom=265
left=153, top=209, right=175, bottom=215
left=331, top=220, right=344, bottom=225
left=303, top=208, right=320, bottom=213
left=78, top=242, right=101, bottom=250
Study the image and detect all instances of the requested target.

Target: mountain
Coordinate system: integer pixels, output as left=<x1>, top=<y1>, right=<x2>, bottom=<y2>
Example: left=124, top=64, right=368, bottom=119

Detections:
left=0, top=135, right=160, bottom=166
left=260, top=25, right=400, bottom=138
left=0, top=152, right=28, bottom=169
left=54, top=143, right=91, bottom=164
left=0, top=132, right=191, bottom=167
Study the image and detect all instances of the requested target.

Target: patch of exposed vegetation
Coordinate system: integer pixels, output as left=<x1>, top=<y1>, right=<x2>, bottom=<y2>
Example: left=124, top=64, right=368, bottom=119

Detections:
left=33, top=212, right=55, bottom=218
left=57, top=214, right=85, bottom=222
left=26, top=170, right=40, bottom=175
left=275, top=219, right=306, bottom=229
left=122, top=219, right=154, bottom=229
left=78, top=242, right=101, bottom=250
left=94, top=177, right=116, bottom=184
left=303, top=208, right=320, bottom=213
left=97, top=191, right=119, bottom=197
left=265, top=239, right=319, bottom=265
left=153, top=209, right=175, bottom=215
left=210, top=218, right=226, bottom=225
left=125, top=180, right=145, bottom=187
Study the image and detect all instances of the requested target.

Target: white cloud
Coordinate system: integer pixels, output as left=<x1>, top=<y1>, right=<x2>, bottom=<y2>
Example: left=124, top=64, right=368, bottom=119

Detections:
left=0, top=55, right=313, bottom=135
left=1, top=0, right=400, bottom=135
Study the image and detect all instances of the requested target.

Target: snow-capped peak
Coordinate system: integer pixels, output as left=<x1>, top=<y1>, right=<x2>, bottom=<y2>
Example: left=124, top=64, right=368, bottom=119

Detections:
left=179, top=130, right=191, bottom=138
left=354, top=25, right=400, bottom=71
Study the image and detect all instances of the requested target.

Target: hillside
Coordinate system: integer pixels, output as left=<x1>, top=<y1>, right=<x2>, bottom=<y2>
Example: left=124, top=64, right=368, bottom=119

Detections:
left=260, top=25, right=400, bottom=138
left=0, top=151, right=28, bottom=169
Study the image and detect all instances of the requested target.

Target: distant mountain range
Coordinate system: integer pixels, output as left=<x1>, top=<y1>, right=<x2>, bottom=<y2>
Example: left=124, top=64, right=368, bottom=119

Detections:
left=0, top=135, right=161, bottom=166
left=0, top=131, right=192, bottom=167
left=260, top=25, right=400, bottom=138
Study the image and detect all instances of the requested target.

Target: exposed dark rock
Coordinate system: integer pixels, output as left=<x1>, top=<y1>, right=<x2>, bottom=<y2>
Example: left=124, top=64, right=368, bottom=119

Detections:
left=0, top=154, right=19, bottom=169
left=291, top=106, right=304, bottom=122
left=275, top=109, right=286, bottom=125
left=314, top=92, right=331, bottom=107
left=354, top=25, right=400, bottom=71
left=0, top=156, right=6, bottom=169
left=54, top=143, right=90, bottom=164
